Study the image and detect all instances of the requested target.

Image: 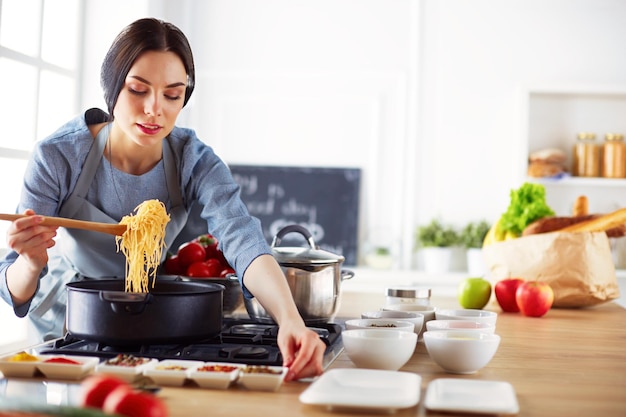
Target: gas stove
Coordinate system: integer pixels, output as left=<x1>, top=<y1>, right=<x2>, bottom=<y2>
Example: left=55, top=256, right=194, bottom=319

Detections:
left=36, top=319, right=344, bottom=369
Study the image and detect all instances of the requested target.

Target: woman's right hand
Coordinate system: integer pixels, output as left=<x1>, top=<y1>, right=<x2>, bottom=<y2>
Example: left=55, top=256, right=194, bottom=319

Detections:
left=6, top=209, right=58, bottom=271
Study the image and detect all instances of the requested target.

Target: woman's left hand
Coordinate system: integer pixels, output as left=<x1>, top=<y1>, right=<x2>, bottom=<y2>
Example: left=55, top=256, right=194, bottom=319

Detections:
left=277, top=320, right=326, bottom=382
left=241, top=254, right=326, bottom=381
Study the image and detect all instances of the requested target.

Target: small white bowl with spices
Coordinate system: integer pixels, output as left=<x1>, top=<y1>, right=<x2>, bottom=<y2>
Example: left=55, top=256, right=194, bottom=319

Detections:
left=187, top=362, right=245, bottom=389
left=143, top=359, right=204, bottom=386
left=237, top=365, right=288, bottom=391
left=95, top=354, right=158, bottom=382
left=361, top=310, right=424, bottom=336
left=345, top=318, right=415, bottom=333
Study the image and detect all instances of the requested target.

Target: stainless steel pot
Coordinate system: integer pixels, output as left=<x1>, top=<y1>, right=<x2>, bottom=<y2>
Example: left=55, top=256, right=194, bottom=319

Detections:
left=244, top=224, right=354, bottom=324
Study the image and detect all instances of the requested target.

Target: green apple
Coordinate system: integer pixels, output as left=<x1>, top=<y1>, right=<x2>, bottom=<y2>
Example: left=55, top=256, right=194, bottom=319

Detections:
left=458, top=277, right=492, bottom=309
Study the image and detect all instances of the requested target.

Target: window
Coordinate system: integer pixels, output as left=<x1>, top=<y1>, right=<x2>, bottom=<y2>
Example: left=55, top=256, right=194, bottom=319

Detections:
left=0, top=0, right=82, bottom=245
left=0, top=0, right=82, bottom=350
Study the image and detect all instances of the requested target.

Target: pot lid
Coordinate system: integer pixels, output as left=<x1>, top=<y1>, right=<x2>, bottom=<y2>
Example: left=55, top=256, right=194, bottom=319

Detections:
left=270, top=224, right=345, bottom=265
left=272, top=246, right=344, bottom=265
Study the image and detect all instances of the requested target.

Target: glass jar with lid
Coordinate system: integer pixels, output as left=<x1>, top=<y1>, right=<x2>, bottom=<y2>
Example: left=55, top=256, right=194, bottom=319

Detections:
left=385, top=287, right=431, bottom=307
left=602, top=133, right=626, bottom=178
left=572, top=132, right=600, bottom=177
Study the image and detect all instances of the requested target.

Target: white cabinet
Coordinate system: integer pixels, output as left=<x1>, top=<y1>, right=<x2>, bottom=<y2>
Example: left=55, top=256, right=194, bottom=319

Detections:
left=524, top=86, right=626, bottom=271
left=525, top=86, right=626, bottom=216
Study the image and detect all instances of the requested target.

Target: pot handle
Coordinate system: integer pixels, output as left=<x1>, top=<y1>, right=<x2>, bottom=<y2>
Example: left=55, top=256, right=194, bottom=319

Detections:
left=271, top=224, right=317, bottom=249
left=225, top=273, right=239, bottom=282
left=341, top=269, right=355, bottom=281
left=100, top=291, right=153, bottom=314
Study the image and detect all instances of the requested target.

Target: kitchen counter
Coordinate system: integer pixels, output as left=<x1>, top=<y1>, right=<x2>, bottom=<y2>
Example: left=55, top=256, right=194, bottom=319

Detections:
left=2, top=290, right=626, bottom=416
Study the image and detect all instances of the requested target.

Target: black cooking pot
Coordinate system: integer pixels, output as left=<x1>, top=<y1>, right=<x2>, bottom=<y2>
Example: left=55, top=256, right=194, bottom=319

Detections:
left=65, top=277, right=223, bottom=345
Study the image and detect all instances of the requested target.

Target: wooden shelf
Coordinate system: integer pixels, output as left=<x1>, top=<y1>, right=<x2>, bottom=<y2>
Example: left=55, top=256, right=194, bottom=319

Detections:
left=528, top=176, right=626, bottom=188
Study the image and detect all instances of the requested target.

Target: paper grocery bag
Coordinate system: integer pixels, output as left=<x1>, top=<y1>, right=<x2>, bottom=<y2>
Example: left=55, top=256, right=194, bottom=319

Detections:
left=482, top=231, right=620, bottom=308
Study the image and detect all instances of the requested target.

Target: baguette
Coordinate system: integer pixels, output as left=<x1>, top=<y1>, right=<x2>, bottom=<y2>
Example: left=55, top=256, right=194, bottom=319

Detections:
left=572, top=195, right=588, bottom=217
left=559, top=207, right=626, bottom=234
left=522, top=213, right=626, bottom=238
left=522, top=215, right=595, bottom=236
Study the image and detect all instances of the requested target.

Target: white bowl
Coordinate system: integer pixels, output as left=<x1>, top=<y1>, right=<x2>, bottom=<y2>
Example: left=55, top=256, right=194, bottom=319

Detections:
left=360, top=310, right=424, bottom=336
left=383, top=304, right=437, bottom=322
left=341, top=329, right=417, bottom=371
left=143, top=359, right=204, bottom=386
left=0, top=352, right=43, bottom=378
left=382, top=304, right=436, bottom=337
left=35, top=355, right=100, bottom=380
left=435, top=309, right=498, bottom=326
left=426, top=320, right=496, bottom=334
left=187, top=362, right=245, bottom=389
left=237, top=365, right=288, bottom=391
left=345, top=318, right=415, bottom=333
left=423, top=330, right=500, bottom=374
left=95, top=354, right=158, bottom=382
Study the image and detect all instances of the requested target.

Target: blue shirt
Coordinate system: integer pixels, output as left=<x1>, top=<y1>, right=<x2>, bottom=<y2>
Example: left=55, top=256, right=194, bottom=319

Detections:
left=0, top=108, right=269, bottom=317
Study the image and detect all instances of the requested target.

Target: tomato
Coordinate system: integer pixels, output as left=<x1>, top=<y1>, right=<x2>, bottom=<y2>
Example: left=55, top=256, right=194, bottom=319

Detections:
left=219, top=267, right=236, bottom=278
left=103, top=385, right=168, bottom=417
left=196, top=233, right=220, bottom=259
left=186, top=261, right=213, bottom=277
left=177, top=241, right=205, bottom=268
left=215, top=250, right=229, bottom=269
left=163, top=254, right=182, bottom=275
left=79, top=375, right=127, bottom=409
left=202, top=258, right=221, bottom=277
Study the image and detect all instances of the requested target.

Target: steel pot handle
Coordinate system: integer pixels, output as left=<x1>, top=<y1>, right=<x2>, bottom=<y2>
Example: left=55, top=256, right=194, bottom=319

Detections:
left=341, top=269, right=355, bottom=281
left=225, top=273, right=239, bottom=282
left=100, top=291, right=153, bottom=314
left=271, top=224, right=317, bottom=249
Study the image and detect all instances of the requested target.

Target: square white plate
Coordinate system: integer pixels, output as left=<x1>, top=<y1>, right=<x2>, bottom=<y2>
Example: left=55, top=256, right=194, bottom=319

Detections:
left=424, top=378, right=519, bottom=414
left=35, top=355, right=99, bottom=380
left=299, top=368, right=421, bottom=412
left=143, top=359, right=204, bottom=386
left=187, top=362, right=245, bottom=389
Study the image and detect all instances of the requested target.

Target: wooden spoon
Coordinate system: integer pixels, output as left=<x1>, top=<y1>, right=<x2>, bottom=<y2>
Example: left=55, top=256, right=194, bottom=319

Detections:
left=0, top=213, right=127, bottom=236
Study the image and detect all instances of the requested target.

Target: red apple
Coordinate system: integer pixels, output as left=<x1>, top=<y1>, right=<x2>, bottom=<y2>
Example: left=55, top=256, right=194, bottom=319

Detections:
left=494, top=278, right=525, bottom=312
left=515, top=281, right=554, bottom=317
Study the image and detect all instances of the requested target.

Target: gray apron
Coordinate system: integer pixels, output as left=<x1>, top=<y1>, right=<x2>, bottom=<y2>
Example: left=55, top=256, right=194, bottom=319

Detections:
left=28, top=124, right=189, bottom=341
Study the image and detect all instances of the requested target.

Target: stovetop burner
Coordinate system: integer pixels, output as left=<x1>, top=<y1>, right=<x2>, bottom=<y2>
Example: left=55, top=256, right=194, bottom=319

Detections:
left=38, top=319, right=343, bottom=368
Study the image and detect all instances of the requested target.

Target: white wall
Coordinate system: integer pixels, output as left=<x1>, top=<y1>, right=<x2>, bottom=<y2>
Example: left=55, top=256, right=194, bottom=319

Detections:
left=181, top=0, right=418, bottom=266
left=77, top=0, right=626, bottom=268
left=418, top=0, right=626, bottom=228
left=171, top=0, right=626, bottom=268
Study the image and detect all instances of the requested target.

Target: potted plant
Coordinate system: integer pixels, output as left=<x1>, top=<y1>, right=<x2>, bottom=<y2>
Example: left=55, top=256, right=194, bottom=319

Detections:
left=415, top=219, right=460, bottom=273
left=364, top=246, right=394, bottom=270
left=461, top=220, right=491, bottom=276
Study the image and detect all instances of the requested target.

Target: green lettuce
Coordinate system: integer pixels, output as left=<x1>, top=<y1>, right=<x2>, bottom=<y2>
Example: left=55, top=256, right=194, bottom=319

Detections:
left=499, top=182, right=555, bottom=236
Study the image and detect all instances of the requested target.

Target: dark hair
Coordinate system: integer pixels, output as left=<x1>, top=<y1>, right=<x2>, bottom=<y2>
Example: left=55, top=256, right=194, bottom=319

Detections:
left=100, top=18, right=196, bottom=118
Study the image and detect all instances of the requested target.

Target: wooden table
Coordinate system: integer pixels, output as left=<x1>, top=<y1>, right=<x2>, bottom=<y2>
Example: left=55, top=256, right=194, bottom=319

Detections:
left=1, top=291, right=625, bottom=416
left=158, top=291, right=626, bottom=416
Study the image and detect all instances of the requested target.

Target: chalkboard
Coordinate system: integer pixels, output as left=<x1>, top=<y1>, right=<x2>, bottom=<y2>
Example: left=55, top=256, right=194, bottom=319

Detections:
left=229, top=165, right=361, bottom=266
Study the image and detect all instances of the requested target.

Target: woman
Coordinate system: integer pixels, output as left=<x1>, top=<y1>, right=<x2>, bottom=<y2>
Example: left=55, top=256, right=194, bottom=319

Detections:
left=0, top=18, right=324, bottom=382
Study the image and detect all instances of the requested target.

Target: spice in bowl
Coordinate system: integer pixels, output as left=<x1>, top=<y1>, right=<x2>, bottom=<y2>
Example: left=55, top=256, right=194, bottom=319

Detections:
left=7, top=351, right=39, bottom=362
left=104, top=354, right=152, bottom=367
